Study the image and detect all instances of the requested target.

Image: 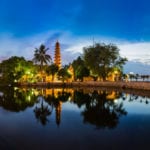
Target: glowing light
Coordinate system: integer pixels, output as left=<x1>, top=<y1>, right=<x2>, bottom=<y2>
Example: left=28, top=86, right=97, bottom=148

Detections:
left=27, top=95, right=31, bottom=101
left=14, top=79, right=17, bottom=82
left=114, top=99, right=118, bottom=103
left=14, top=87, right=18, bottom=90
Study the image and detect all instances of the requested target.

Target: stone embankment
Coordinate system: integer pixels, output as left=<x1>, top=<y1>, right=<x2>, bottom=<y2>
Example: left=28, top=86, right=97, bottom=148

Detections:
left=20, top=81, right=150, bottom=97
left=24, top=81, right=150, bottom=90
left=70, top=81, right=150, bottom=90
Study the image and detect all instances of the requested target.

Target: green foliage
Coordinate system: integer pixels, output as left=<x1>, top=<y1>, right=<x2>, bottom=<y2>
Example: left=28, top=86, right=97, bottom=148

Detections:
left=46, top=63, right=59, bottom=81
left=83, top=43, right=127, bottom=80
left=72, top=56, right=90, bottom=81
left=57, top=67, right=71, bottom=83
left=76, top=66, right=90, bottom=81
left=0, top=56, right=37, bottom=84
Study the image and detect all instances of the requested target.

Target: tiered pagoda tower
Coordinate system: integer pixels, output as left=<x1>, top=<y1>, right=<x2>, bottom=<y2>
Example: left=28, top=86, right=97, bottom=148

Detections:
left=54, top=41, right=61, bottom=68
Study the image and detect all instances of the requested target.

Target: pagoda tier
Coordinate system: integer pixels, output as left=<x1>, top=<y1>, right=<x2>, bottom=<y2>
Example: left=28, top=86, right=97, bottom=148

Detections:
left=54, top=41, right=61, bottom=68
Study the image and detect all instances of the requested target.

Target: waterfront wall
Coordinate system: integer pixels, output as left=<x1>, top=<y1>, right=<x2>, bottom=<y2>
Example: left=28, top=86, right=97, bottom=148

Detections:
left=21, top=81, right=150, bottom=91
left=71, top=81, right=150, bottom=90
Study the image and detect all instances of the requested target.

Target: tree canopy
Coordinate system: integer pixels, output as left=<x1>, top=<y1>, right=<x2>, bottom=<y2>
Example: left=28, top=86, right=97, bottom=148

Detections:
left=83, top=43, right=127, bottom=80
left=0, top=56, right=36, bottom=84
left=33, top=44, right=52, bottom=70
left=57, top=66, right=71, bottom=83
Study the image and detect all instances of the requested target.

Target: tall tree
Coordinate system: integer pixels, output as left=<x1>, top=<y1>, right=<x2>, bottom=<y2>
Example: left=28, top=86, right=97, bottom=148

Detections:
left=83, top=43, right=127, bottom=81
left=33, top=44, right=51, bottom=71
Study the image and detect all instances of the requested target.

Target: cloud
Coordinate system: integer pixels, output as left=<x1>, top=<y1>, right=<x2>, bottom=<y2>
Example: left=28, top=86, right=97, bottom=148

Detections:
left=62, top=36, right=150, bottom=65
left=118, top=42, right=150, bottom=64
left=0, top=31, right=150, bottom=73
left=0, top=31, right=66, bottom=61
left=0, top=33, right=44, bottom=60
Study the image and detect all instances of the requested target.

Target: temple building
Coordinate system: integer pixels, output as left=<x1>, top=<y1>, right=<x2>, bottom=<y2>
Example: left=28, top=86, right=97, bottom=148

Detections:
left=54, top=41, right=61, bottom=68
left=19, top=40, right=120, bottom=83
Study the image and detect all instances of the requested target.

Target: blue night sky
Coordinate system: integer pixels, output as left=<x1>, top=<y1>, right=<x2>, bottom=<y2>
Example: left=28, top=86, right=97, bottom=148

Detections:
left=0, top=0, right=150, bottom=74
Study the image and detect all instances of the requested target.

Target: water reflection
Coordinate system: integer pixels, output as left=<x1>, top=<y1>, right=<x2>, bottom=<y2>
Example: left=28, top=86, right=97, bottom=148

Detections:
left=0, top=87, right=149, bottom=128
left=45, top=89, right=72, bottom=126
left=122, top=93, right=149, bottom=104
left=73, top=90, right=127, bottom=129
left=0, top=87, right=36, bottom=112
left=34, top=96, right=53, bottom=125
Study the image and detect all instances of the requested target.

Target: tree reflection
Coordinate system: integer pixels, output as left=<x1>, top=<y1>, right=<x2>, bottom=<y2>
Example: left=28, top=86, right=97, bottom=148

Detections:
left=74, top=90, right=127, bottom=129
left=34, top=96, right=53, bottom=125
left=0, top=87, right=36, bottom=112
left=0, top=87, right=149, bottom=128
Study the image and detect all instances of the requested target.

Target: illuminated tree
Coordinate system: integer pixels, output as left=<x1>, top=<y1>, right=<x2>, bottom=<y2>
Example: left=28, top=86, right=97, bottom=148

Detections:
left=57, top=67, right=71, bottom=83
left=46, top=63, right=59, bottom=82
left=0, top=56, right=34, bottom=84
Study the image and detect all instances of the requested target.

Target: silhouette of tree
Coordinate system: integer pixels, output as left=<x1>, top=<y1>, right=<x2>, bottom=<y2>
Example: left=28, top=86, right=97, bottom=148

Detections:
left=34, top=96, right=53, bottom=125
left=74, top=90, right=127, bottom=129
left=33, top=44, right=51, bottom=69
left=33, top=44, right=51, bottom=82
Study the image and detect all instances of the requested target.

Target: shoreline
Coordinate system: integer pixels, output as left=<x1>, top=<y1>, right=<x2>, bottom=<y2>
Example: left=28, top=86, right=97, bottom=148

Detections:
left=19, top=81, right=150, bottom=90
left=20, top=81, right=150, bottom=97
left=1, top=81, right=150, bottom=97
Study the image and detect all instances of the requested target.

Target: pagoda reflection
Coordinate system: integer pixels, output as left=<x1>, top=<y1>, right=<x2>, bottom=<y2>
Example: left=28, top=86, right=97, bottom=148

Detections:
left=44, top=88, right=72, bottom=126
left=0, top=87, right=133, bottom=128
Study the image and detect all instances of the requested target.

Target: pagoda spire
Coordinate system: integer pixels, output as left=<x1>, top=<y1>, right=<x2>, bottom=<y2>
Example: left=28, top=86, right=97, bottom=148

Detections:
left=54, top=41, right=61, bottom=68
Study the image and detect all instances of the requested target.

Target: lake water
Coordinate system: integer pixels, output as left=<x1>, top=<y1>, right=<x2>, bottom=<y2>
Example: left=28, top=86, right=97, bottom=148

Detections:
left=0, top=87, right=150, bottom=150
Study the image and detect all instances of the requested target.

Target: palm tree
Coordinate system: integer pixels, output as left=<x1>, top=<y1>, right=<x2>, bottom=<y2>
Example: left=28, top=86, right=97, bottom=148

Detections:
left=34, top=96, right=53, bottom=125
left=33, top=44, right=52, bottom=71
left=33, top=44, right=52, bottom=82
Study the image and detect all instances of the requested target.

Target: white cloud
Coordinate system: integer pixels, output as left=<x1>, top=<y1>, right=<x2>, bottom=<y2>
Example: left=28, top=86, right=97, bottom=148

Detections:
left=0, top=31, right=64, bottom=61
left=118, top=42, right=150, bottom=64
left=62, top=37, right=150, bottom=65
left=0, top=33, right=46, bottom=60
left=0, top=31, right=150, bottom=68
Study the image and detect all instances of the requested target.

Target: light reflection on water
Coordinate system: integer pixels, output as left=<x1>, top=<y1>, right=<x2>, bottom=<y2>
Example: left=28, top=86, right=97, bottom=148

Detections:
left=0, top=87, right=150, bottom=150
